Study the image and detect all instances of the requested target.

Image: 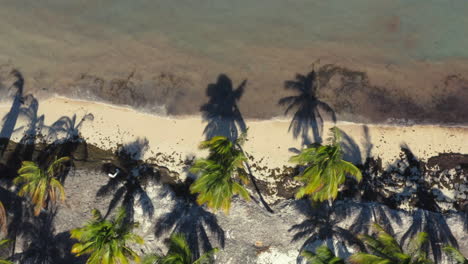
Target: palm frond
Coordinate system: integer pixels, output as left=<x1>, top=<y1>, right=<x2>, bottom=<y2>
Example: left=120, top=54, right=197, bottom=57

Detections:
left=70, top=208, right=142, bottom=264
left=142, top=254, right=161, bottom=264
left=301, top=245, right=345, bottom=264
left=290, top=127, right=361, bottom=202
left=190, top=135, right=250, bottom=213
left=443, top=245, right=468, bottom=264
left=193, top=247, right=219, bottom=264
left=15, top=158, right=69, bottom=216
left=348, top=253, right=392, bottom=264
left=351, top=223, right=433, bottom=264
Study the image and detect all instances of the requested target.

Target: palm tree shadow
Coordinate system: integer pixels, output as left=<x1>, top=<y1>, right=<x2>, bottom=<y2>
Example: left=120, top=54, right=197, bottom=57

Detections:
left=362, top=125, right=373, bottom=161
left=289, top=200, right=364, bottom=255
left=97, top=138, right=159, bottom=223
left=279, top=70, right=336, bottom=145
left=200, top=74, right=247, bottom=141
left=155, top=177, right=225, bottom=260
left=41, top=113, right=93, bottom=161
left=390, top=145, right=441, bottom=212
left=16, top=95, right=46, bottom=161
left=333, top=126, right=373, bottom=166
left=338, top=128, right=362, bottom=164
left=0, top=184, right=24, bottom=259
left=401, top=209, right=458, bottom=263
left=339, top=202, right=402, bottom=236
left=396, top=147, right=457, bottom=262
left=36, top=113, right=94, bottom=183
left=386, top=145, right=457, bottom=262
left=12, top=208, right=82, bottom=264
left=1, top=95, right=48, bottom=187
left=0, top=69, right=24, bottom=158
left=462, top=203, right=468, bottom=232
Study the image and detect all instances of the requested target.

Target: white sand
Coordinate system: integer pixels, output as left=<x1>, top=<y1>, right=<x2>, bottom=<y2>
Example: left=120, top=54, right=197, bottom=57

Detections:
left=1, top=96, right=467, bottom=180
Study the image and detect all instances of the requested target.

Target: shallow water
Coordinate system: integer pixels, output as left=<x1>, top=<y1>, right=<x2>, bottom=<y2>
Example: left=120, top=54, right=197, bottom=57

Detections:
left=1, top=0, right=468, bottom=123
left=3, top=0, right=468, bottom=63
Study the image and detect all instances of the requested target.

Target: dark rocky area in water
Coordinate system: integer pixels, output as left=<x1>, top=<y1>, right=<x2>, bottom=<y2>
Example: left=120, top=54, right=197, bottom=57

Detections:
left=0, top=139, right=465, bottom=263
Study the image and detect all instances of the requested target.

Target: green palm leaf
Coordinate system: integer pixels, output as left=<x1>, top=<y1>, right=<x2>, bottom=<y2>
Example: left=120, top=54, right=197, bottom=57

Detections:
left=443, top=245, right=468, bottom=264
left=70, top=207, right=143, bottom=264
left=193, top=248, right=219, bottom=264
left=301, top=245, right=345, bottom=264
left=14, top=157, right=69, bottom=216
left=348, top=253, right=392, bottom=264
left=0, top=239, right=13, bottom=264
left=349, top=223, right=432, bottom=264
left=144, top=233, right=218, bottom=264
left=190, top=135, right=250, bottom=213
left=290, top=127, right=362, bottom=202
left=142, top=254, right=162, bottom=264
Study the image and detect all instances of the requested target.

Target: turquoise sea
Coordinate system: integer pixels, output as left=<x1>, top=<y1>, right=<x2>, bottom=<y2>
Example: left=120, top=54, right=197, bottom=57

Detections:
left=3, top=0, right=468, bottom=63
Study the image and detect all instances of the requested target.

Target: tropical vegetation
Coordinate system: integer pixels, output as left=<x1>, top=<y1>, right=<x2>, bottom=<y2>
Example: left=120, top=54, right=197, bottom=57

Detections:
left=143, top=233, right=218, bottom=264
left=0, top=201, right=7, bottom=234
left=0, top=71, right=465, bottom=264
left=14, top=156, right=69, bottom=216
left=301, top=245, right=344, bottom=264
left=70, top=207, right=143, bottom=264
left=0, top=239, right=13, bottom=264
left=189, top=134, right=250, bottom=213
left=290, top=127, right=362, bottom=202
left=349, top=223, right=432, bottom=264
left=443, top=245, right=468, bottom=264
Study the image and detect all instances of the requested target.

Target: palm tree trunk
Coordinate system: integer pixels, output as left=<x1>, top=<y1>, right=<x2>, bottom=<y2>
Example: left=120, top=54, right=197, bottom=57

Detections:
left=10, top=197, right=22, bottom=260
left=327, top=199, right=334, bottom=216
left=236, top=144, right=274, bottom=214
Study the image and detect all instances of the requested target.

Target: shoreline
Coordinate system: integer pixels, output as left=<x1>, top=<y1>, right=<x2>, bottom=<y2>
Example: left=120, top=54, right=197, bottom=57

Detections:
left=3, top=94, right=468, bottom=128
left=1, top=96, right=468, bottom=178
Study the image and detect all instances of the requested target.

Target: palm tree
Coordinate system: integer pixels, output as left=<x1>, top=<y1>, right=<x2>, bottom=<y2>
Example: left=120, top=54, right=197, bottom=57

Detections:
left=142, top=233, right=218, bottom=264
left=443, top=246, right=468, bottom=264
left=0, top=239, right=13, bottom=264
left=70, top=207, right=143, bottom=264
left=279, top=69, right=336, bottom=145
left=0, top=201, right=7, bottom=234
left=189, top=135, right=250, bottom=213
left=290, top=127, right=362, bottom=202
left=14, top=156, right=69, bottom=216
left=349, top=223, right=433, bottom=264
left=301, top=245, right=345, bottom=264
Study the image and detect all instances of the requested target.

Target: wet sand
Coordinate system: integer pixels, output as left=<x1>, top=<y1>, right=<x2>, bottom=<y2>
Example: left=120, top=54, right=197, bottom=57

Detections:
left=1, top=1, right=468, bottom=124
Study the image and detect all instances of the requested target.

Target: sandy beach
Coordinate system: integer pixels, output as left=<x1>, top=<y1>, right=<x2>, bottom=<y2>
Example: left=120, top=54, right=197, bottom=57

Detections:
left=1, top=2, right=468, bottom=263
left=1, top=96, right=467, bottom=180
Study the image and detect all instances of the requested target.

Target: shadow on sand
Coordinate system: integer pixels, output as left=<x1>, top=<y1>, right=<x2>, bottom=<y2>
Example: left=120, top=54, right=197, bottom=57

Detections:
left=0, top=70, right=24, bottom=158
